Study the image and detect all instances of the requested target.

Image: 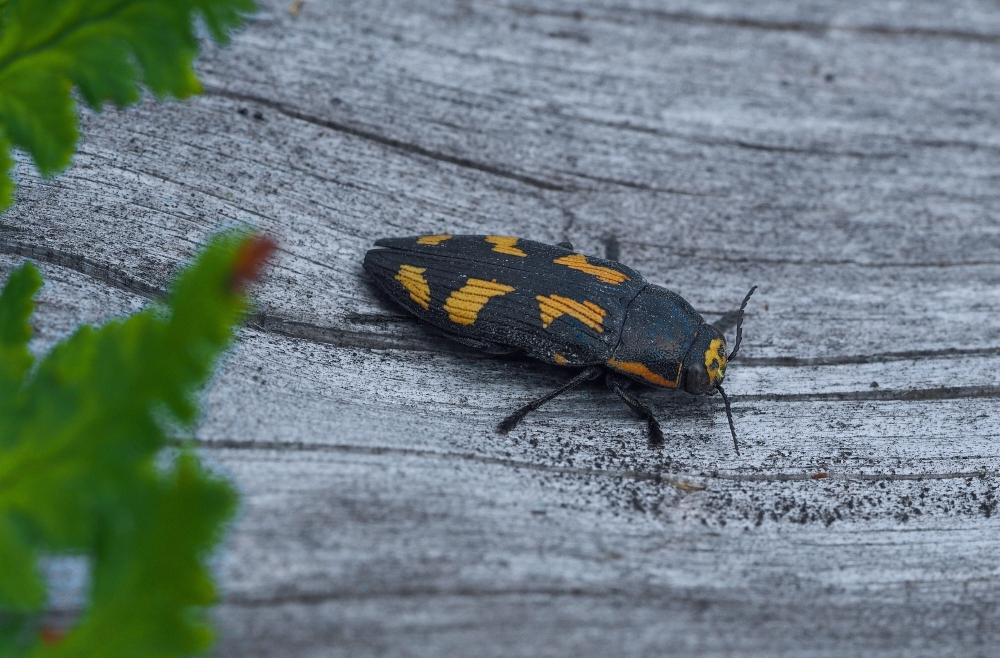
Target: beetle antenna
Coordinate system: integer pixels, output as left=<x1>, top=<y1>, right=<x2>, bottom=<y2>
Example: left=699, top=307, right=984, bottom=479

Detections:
left=717, top=385, right=740, bottom=456
left=727, top=285, right=757, bottom=362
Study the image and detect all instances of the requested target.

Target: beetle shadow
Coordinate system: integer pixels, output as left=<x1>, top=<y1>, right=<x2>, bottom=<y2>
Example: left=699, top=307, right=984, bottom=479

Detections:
left=500, top=363, right=723, bottom=436
left=576, top=378, right=718, bottom=420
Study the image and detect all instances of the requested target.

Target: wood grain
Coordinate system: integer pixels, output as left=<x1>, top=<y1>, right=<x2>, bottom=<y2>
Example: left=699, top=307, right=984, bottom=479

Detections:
left=4, top=0, right=1000, bottom=655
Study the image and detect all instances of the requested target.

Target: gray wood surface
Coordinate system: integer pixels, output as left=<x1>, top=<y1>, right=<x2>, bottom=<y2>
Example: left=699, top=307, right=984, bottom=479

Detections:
left=4, top=0, right=1000, bottom=655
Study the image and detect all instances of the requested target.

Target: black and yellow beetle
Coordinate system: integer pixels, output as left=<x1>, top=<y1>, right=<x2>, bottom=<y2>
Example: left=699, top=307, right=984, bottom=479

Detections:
left=364, top=234, right=756, bottom=453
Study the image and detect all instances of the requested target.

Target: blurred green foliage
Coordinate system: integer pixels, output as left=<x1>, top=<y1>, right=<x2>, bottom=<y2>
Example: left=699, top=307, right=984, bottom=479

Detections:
left=0, top=0, right=257, bottom=211
left=0, top=231, right=274, bottom=657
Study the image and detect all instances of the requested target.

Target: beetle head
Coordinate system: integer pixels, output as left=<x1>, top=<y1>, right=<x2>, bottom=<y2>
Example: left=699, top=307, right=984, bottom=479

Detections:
left=682, top=326, right=727, bottom=395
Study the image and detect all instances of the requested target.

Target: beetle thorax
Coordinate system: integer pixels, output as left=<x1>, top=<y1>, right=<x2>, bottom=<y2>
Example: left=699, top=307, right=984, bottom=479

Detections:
left=606, top=286, right=704, bottom=390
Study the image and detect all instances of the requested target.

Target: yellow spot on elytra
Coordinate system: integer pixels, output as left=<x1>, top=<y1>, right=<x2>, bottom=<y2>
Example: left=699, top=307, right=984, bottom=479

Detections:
left=417, top=234, right=452, bottom=245
left=553, top=254, right=630, bottom=285
left=485, top=236, right=527, bottom=257
left=395, top=265, right=431, bottom=309
left=705, top=337, right=727, bottom=385
left=443, top=278, right=515, bottom=325
left=536, top=294, right=606, bottom=333
left=606, top=360, right=682, bottom=389
left=553, top=354, right=568, bottom=365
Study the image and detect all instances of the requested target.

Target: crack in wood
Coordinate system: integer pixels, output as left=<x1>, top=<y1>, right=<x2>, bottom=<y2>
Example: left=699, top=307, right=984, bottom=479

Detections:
left=249, top=312, right=457, bottom=352
left=222, top=587, right=623, bottom=607
left=26, top=587, right=620, bottom=616
left=707, top=254, right=1000, bottom=269
left=0, top=238, right=164, bottom=297
left=742, top=347, right=1000, bottom=367
left=569, top=113, right=901, bottom=159
left=725, top=139, right=898, bottom=159
left=737, top=385, right=1000, bottom=403
left=630, top=241, right=1000, bottom=269
left=344, top=312, right=418, bottom=324
left=202, top=87, right=569, bottom=192
left=721, top=471, right=990, bottom=482
left=561, top=169, right=718, bottom=196
left=498, top=2, right=1000, bottom=44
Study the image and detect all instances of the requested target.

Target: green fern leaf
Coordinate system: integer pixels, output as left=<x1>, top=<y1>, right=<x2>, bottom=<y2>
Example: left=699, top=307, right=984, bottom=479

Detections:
left=0, top=260, right=40, bottom=389
left=0, top=232, right=275, bottom=657
left=0, top=0, right=257, bottom=211
left=0, top=133, right=15, bottom=211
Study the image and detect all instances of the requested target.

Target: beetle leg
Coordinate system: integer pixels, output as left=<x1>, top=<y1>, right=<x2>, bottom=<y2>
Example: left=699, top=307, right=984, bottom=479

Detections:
left=497, top=366, right=603, bottom=434
left=555, top=241, right=575, bottom=250
left=605, top=372, right=665, bottom=447
left=603, top=235, right=620, bottom=261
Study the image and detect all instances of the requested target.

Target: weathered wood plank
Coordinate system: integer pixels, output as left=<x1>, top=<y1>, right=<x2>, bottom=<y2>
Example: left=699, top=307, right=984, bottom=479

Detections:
left=3, top=0, right=1000, bottom=654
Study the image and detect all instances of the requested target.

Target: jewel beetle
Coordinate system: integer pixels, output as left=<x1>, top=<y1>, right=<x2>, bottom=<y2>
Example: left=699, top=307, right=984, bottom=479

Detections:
left=363, top=234, right=756, bottom=453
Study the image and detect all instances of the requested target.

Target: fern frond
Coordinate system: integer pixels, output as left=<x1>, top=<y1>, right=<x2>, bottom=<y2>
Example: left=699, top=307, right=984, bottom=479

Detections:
left=0, top=0, right=257, bottom=212
left=0, top=232, right=274, bottom=657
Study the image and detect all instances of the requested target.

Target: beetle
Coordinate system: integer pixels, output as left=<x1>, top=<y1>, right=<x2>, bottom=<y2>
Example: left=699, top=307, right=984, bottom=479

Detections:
left=363, top=234, right=756, bottom=453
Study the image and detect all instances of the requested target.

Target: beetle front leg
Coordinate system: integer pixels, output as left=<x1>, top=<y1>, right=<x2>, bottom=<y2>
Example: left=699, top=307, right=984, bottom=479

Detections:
left=605, top=371, right=665, bottom=447
left=497, top=366, right=604, bottom=434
